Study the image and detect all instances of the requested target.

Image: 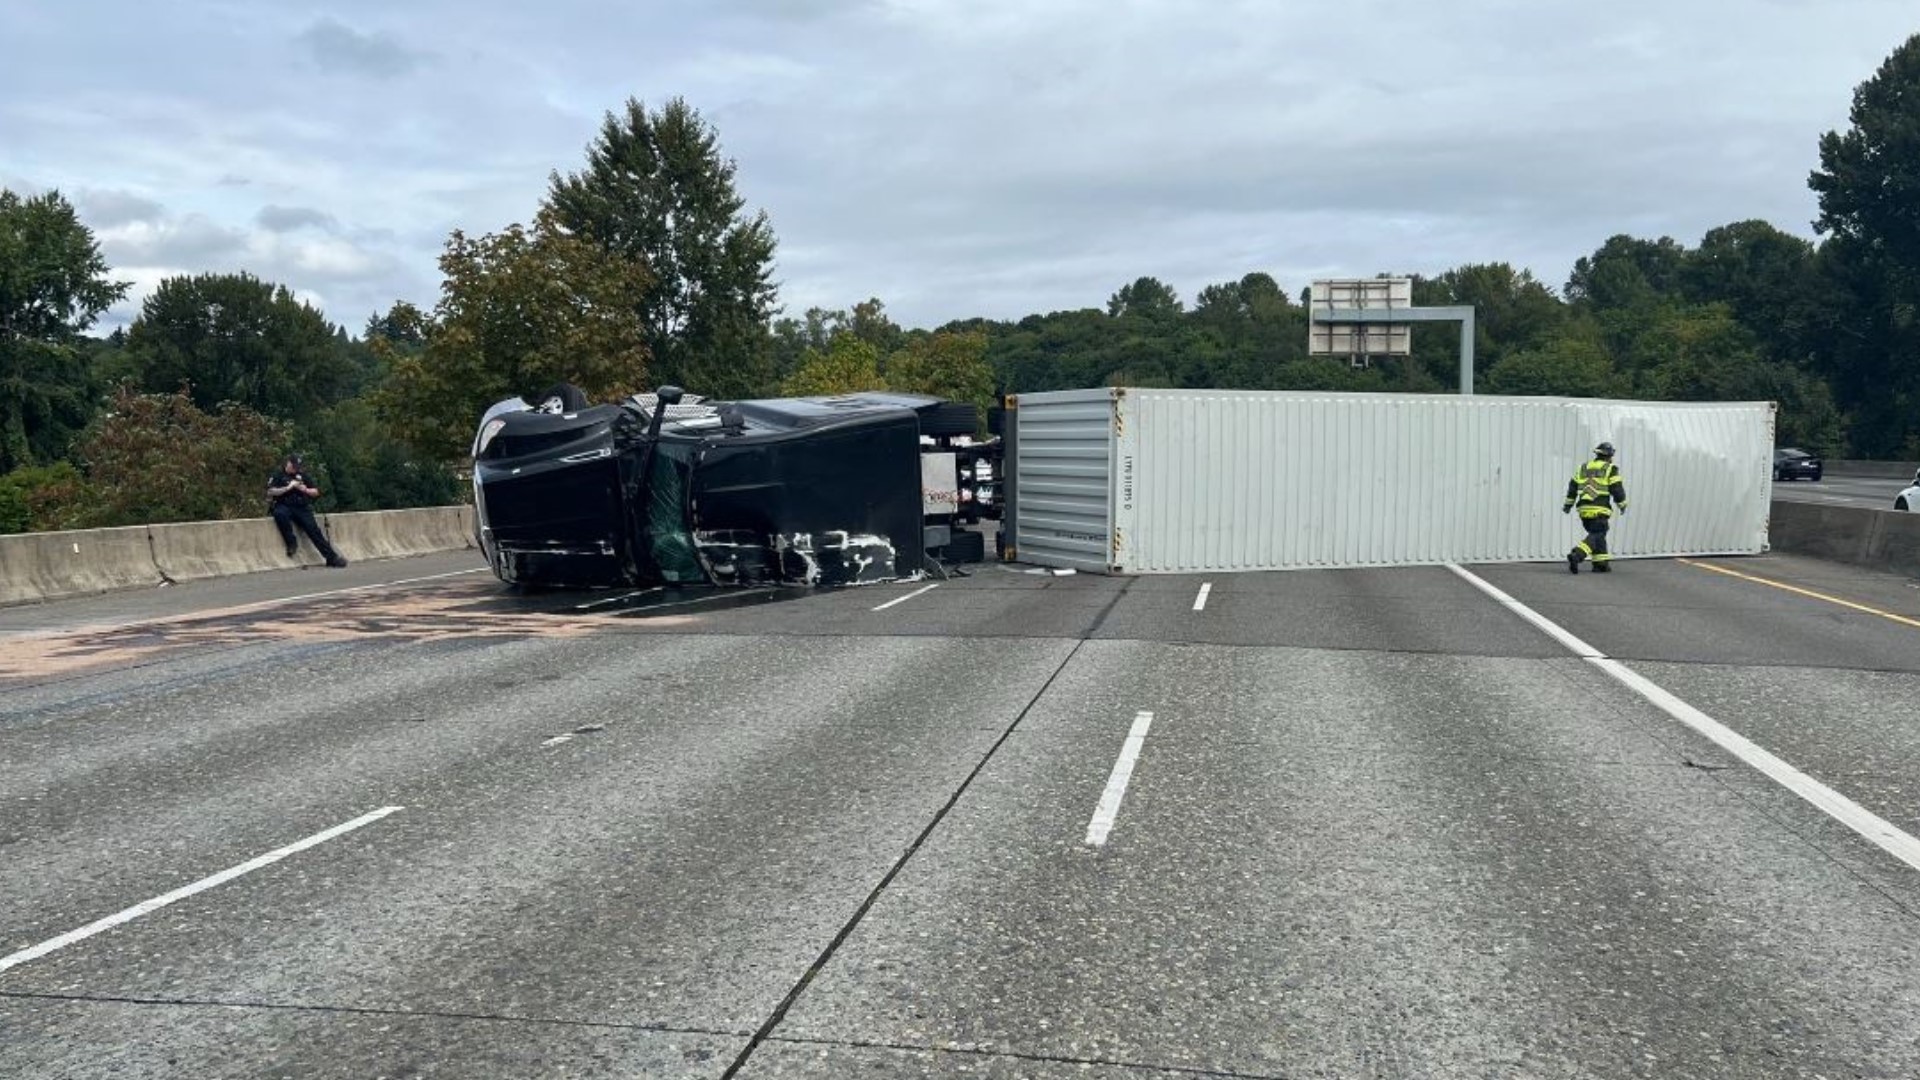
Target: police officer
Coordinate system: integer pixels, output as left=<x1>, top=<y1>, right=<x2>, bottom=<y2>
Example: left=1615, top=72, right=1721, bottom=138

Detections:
left=1564, top=442, right=1626, bottom=573
left=268, top=454, right=347, bottom=568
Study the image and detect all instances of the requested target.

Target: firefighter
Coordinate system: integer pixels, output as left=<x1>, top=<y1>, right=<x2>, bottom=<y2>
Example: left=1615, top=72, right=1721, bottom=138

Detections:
left=1564, top=441, right=1626, bottom=573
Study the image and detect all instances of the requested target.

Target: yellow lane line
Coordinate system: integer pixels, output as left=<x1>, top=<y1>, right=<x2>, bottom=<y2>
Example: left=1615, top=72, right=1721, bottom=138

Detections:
left=1678, top=558, right=1920, bottom=631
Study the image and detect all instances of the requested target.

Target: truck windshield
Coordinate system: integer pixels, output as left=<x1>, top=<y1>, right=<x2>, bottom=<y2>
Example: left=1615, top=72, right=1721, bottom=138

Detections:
left=640, top=440, right=708, bottom=585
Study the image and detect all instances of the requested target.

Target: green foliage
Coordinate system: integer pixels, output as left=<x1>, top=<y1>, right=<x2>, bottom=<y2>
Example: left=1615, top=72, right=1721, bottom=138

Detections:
left=1635, top=306, right=1845, bottom=454
left=298, top=398, right=462, bottom=511
left=546, top=97, right=778, bottom=398
left=1484, top=324, right=1621, bottom=399
left=68, top=386, right=291, bottom=527
left=780, top=335, right=884, bottom=397
left=1808, top=32, right=1920, bottom=456
left=1107, top=277, right=1183, bottom=321
left=887, top=330, right=995, bottom=418
left=0, top=188, right=129, bottom=473
left=0, top=461, right=84, bottom=534
left=123, top=272, right=354, bottom=423
left=374, top=213, right=654, bottom=461
left=1413, top=263, right=1565, bottom=382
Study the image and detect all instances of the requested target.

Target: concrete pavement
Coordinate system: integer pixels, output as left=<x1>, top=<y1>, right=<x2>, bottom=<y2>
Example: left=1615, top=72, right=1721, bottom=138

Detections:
left=4, top=551, right=1920, bottom=1078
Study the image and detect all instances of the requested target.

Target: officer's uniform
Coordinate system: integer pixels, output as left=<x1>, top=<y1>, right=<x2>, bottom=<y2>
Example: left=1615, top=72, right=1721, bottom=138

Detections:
left=269, top=459, right=346, bottom=567
left=1564, top=445, right=1626, bottom=573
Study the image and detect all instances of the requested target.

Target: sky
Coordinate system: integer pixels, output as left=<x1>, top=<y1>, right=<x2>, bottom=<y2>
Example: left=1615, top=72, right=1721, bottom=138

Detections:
left=3, top=0, right=1914, bottom=334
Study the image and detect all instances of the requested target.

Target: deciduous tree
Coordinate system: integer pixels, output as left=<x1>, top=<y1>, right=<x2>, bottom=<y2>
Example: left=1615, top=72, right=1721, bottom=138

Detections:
left=68, top=385, right=290, bottom=527
left=1809, top=32, right=1920, bottom=456
left=375, top=213, right=654, bottom=461
left=0, top=189, right=128, bottom=472
left=124, top=272, right=351, bottom=423
left=546, top=97, right=778, bottom=397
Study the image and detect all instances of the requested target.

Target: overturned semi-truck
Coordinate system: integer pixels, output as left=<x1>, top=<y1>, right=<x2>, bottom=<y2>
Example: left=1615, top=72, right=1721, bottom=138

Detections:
left=471, top=384, right=1778, bottom=590
left=470, top=385, right=1000, bottom=589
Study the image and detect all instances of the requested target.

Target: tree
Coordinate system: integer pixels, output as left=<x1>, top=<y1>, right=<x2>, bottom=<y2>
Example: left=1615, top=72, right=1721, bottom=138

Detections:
left=1638, top=306, right=1843, bottom=453
left=779, top=335, right=884, bottom=397
left=300, top=397, right=460, bottom=511
left=887, top=330, right=994, bottom=418
left=1107, top=277, right=1182, bottom=321
left=0, top=461, right=83, bottom=534
left=123, top=273, right=353, bottom=424
left=546, top=97, right=779, bottom=398
left=847, top=297, right=904, bottom=354
left=1414, top=263, right=1566, bottom=379
left=1565, top=235, right=1689, bottom=310
left=1809, top=32, right=1920, bottom=456
left=0, top=188, right=128, bottom=472
left=67, top=385, right=291, bottom=527
left=1484, top=325, right=1621, bottom=399
left=1682, top=220, right=1823, bottom=368
left=375, top=213, right=655, bottom=461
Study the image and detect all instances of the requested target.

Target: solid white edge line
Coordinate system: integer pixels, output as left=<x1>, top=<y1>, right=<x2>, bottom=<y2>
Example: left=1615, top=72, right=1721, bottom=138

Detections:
left=872, top=583, right=940, bottom=611
left=1085, top=711, right=1155, bottom=847
left=0, top=806, right=405, bottom=975
left=1444, top=562, right=1603, bottom=658
left=1590, top=657, right=1920, bottom=871
left=1446, top=562, right=1920, bottom=875
left=1193, top=582, right=1212, bottom=612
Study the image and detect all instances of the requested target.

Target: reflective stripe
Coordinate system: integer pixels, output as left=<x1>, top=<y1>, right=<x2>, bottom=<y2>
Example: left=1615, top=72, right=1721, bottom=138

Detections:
left=1571, top=459, right=1622, bottom=510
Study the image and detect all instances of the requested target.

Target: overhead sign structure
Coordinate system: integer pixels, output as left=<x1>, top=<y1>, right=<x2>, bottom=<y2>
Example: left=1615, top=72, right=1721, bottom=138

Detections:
left=1309, top=277, right=1477, bottom=394
left=1308, top=278, right=1412, bottom=359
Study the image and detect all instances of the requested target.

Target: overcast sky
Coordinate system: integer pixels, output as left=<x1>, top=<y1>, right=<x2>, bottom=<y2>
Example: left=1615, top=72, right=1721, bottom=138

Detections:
left=3, top=1, right=1913, bottom=334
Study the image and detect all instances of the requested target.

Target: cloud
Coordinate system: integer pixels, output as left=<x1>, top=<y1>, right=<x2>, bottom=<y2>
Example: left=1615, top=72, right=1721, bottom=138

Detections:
left=5, top=0, right=1916, bottom=338
left=257, top=205, right=339, bottom=233
left=84, top=204, right=415, bottom=333
left=295, top=18, right=426, bottom=79
left=75, top=188, right=167, bottom=228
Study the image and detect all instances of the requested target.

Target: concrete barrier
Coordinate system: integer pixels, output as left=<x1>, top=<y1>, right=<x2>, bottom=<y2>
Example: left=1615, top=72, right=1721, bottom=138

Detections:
left=0, top=506, right=478, bottom=607
left=0, top=525, right=165, bottom=605
left=150, top=516, right=329, bottom=582
left=1826, top=460, right=1920, bottom=480
left=1769, top=499, right=1920, bottom=579
left=322, top=506, right=476, bottom=563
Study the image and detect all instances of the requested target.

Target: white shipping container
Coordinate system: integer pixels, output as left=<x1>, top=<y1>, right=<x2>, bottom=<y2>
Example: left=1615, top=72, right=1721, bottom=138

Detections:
left=1008, top=388, right=1774, bottom=574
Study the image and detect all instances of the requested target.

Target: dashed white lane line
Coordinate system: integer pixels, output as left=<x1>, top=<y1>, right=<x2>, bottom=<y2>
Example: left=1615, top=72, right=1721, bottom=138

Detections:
left=1085, top=711, right=1155, bottom=847
left=1193, top=582, right=1212, bottom=612
left=1447, top=563, right=1920, bottom=875
left=0, top=806, right=405, bottom=976
left=872, top=583, right=940, bottom=612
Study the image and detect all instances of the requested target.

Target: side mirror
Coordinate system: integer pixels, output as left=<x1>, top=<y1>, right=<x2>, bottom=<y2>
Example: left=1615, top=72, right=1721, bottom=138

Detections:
left=646, top=385, right=685, bottom=442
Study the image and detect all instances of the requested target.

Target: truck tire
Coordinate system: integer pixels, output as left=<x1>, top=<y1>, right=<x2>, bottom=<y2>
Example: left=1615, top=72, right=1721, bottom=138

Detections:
left=938, top=528, right=986, bottom=564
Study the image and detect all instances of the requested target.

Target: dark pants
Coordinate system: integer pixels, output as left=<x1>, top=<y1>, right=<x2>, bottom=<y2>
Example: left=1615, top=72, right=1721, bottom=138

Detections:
left=273, top=504, right=340, bottom=562
left=1571, top=513, right=1611, bottom=567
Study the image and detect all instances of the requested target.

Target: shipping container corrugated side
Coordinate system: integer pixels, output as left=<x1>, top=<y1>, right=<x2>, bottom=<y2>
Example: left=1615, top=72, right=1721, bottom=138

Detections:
left=1009, top=388, right=1774, bottom=574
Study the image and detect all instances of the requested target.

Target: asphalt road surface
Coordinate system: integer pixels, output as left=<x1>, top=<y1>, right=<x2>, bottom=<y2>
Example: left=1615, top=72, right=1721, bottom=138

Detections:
left=5, top=547, right=1920, bottom=1078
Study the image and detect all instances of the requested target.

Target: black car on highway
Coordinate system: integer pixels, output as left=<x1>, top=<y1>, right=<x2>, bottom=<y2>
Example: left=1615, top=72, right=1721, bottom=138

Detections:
left=1773, top=447, right=1823, bottom=482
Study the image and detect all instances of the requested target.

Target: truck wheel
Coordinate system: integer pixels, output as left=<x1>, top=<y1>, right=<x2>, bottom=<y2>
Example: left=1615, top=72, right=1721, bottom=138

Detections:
left=938, top=529, right=987, bottom=564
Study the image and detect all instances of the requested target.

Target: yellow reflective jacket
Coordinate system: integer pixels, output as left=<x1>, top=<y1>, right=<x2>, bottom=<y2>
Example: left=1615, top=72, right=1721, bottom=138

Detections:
left=1564, top=459, right=1627, bottom=518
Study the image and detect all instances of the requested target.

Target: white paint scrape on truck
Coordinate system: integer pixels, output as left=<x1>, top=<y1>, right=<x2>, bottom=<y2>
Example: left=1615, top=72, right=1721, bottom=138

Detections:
left=1009, top=388, right=1774, bottom=574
